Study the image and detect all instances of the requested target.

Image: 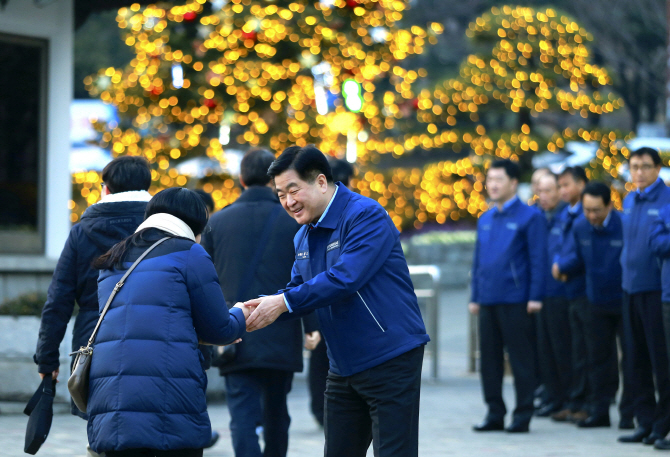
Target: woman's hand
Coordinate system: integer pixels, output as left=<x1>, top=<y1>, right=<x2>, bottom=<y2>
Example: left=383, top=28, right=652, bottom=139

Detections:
left=234, top=302, right=252, bottom=320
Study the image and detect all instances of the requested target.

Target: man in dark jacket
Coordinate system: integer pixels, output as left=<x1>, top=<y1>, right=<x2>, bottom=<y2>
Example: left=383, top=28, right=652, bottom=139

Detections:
left=201, top=149, right=319, bottom=457
left=469, top=159, right=547, bottom=433
left=34, top=156, right=151, bottom=454
left=617, top=147, right=670, bottom=445
left=557, top=182, right=634, bottom=429
left=535, top=173, right=570, bottom=418
left=244, top=145, right=429, bottom=457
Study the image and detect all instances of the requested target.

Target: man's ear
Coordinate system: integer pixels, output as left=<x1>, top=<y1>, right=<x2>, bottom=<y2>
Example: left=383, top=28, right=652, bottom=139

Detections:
left=102, top=185, right=111, bottom=197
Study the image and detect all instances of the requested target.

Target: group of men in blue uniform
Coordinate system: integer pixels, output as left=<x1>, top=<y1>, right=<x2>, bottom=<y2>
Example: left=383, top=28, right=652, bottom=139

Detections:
left=470, top=147, right=670, bottom=450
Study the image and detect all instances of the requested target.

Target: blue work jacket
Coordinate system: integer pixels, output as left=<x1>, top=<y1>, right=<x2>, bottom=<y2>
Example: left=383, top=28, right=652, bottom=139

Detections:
left=555, top=204, right=587, bottom=300
left=544, top=202, right=567, bottom=298
left=559, top=212, right=624, bottom=310
left=471, top=198, right=547, bottom=305
left=282, top=184, right=429, bottom=377
left=621, top=179, right=670, bottom=294
left=649, top=204, right=670, bottom=303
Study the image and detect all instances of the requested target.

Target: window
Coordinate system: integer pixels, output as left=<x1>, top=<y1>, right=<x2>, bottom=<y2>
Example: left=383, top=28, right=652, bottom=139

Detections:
left=0, top=33, right=47, bottom=254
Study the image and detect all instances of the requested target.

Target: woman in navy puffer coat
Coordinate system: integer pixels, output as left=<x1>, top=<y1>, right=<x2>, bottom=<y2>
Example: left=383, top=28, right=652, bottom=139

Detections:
left=87, top=188, right=247, bottom=456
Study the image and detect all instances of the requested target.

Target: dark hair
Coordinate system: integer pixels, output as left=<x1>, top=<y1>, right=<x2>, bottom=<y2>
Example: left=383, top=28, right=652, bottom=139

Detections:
left=329, top=159, right=355, bottom=187
left=559, top=166, right=588, bottom=184
left=267, top=145, right=333, bottom=183
left=581, top=181, right=611, bottom=206
left=193, top=189, right=214, bottom=213
left=489, top=159, right=520, bottom=181
left=241, top=148, right=276, bottom=187
left=93, top=188, right=208, bottom=270
left=630, top=147, right=662, bottom=166
left=102, top=156, right=152, bottom=194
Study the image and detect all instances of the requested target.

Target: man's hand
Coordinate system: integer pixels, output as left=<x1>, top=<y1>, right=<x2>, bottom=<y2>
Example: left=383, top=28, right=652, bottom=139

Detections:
left=527, top=300, right=542, bottom=314
left=304, top=331, right=321, bottom=350
left=551, top=263, right=561, bottom=280
left=468, top=302, right=480, bottom=315
left=233, top=302, right=252, bottom=320
left=244, top=294, right=288, bottom=331
left=39, top=369, right=59, bottom=383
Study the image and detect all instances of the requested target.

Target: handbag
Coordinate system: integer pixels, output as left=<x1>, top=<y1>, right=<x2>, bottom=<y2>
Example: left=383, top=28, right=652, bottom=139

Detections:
left=68, top=237, right=171, bottom=413
left=23, top=374, right=56, bottom=455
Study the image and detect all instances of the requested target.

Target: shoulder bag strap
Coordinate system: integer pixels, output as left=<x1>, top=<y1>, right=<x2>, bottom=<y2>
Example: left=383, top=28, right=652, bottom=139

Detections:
left=236, top=205, right=283, bottom=303
left=86, top=236, right=171, bottom=347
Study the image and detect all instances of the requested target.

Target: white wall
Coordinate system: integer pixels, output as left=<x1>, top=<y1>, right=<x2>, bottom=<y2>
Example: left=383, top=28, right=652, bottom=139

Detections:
left=0, top=0, right=73, bottom=260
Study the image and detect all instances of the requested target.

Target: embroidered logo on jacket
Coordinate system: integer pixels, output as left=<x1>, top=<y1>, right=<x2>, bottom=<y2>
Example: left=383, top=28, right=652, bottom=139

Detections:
left=326, top=240, right=340, bottom=252
left=296, top=251, right=309, bottom=260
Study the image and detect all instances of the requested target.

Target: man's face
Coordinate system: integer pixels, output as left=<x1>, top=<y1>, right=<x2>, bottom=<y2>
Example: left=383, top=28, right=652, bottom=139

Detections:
left=629, top=154, right=661, bottom=190
left=558, top=174, right=583, bottom=205
left=531, top=169, right=549, bottom=197
left=582, top=194, right=611, bottom=227
left=537, top=175, right=560, bottom=211
left=274, top=169, right=330, bottom=225
left=486, top=168, right=516, bottom=203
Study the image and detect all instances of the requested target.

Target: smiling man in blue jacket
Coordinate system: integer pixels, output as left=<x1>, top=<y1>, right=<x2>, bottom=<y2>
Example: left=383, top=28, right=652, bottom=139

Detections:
left=469, top=159, right=547, bottom=433
left=244, top=145, right=429, bottom=457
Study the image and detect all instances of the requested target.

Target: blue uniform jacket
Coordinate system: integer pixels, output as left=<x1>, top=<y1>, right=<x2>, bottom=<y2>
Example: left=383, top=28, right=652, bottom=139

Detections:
left=648, top=204, right=670, bottom=303
left=555, top=204, right=587, bottom=300
left=87, top=233, right=246, bottom=453
left=471, top=198, right=547, bottom=305
left=621, top=179, right=670, bottom=294
left=558, top=212, right=624, bottom=310
left=281, top=184, right=429, bottom=377
left=544, top=203, right=567, bottom=298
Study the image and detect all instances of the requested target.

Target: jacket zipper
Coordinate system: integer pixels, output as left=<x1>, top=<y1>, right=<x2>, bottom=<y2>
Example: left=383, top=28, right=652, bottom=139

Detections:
left=510, top=261, right=520, bottom=289
left=357, top=291, right=385, bottom=332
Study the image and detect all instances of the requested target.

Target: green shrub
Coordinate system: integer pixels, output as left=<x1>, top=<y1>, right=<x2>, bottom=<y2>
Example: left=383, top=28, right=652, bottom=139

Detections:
left=0, top=292, right=47, bottom=317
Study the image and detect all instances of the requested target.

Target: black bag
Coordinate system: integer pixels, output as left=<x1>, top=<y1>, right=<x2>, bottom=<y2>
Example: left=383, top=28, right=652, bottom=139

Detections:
left=24, top=374, right=56, bottom=455
left=68, top=237, right=171, bottom=413
left=211, top=205, right=283, bottom=368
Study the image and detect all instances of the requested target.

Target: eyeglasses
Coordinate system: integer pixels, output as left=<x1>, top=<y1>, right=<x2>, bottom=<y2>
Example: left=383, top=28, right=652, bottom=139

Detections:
left=630, top=164, right=657, bottom=172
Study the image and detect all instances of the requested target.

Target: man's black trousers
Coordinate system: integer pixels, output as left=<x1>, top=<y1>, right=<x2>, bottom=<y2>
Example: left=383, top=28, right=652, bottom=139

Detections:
left=308, top=340, right=329, bottom=427
left=479, top=303, right=536, bottom=425
left=536, top=296, right=572, bottom=409
left=324, top=345, right=424, bottom=457
left=585, top=306, right=634, bottom=419
left=567, top=296, right=590, bottom=411
left=225, top=369, right=293, bottom=457
left=623, top=291, right=670, bottom=435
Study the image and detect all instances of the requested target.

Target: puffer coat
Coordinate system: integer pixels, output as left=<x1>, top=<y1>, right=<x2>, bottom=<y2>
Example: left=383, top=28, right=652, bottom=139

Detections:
left=87, top=230, right=245, bottom=453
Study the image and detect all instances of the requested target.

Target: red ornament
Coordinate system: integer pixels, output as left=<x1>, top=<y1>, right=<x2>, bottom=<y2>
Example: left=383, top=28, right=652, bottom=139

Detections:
left=241, top=30, right=257, bottom=41
left=346, top=0, right=358, bottom=7
left=203, top=99, right=217, bottom=109
left=183, top=11, right=197, bottom=22
left=412, top=98, right=419, bottom=110
left=151, top=86, right=163, bottom=96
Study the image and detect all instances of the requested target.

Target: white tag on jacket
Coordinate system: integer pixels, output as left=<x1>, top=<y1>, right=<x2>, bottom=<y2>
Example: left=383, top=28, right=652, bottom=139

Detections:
left=327, top=240, right=340, bottom=252
left=296, top=251, right=309, bottom=260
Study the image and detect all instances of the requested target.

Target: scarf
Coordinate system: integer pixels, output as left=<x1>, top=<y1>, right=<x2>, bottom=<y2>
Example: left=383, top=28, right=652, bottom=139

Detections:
left=135, top=213, right=196, bottom=242
left=98, top=190, right=152, bottom=204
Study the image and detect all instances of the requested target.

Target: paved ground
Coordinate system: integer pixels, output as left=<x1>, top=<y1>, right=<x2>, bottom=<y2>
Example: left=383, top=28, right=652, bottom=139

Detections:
left=0, top=288, right=659, bottom=456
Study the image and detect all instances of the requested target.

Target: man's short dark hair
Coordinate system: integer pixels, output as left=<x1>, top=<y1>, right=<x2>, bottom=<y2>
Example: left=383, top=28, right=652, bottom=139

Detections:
left=329, top=159, right=354, bottom=187
left=101, top=156, right=151, bottom=194
left=559, top=166, right=588, bottom=184
left=241, top=148, right=276, bottom=187
left=193, top=189, right=214, bottom=213
left=630, top=147, right=662, bottom=166
left=489, top=159, right=520, bottom=181
left=267, top=145, right=333, bottom=183
left=582, top=181, right=611, bottom=206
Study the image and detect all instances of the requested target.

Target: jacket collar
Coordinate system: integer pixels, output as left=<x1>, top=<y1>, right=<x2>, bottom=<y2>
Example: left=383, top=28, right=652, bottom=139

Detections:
left=235, top=186, right=279, bottom=204
left=492, top=196, right=520, bottom=216
left=314, top=183, right=352, bottom=230
left=635, top=178, right=666, bottom=202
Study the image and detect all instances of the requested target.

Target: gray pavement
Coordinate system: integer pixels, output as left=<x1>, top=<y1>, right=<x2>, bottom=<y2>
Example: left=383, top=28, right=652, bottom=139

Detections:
left=0, top=288, right=659, bottom=456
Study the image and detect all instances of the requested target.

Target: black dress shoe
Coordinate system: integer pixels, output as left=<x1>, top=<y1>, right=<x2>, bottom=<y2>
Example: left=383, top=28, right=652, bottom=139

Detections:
left=577, top=414, right=611, bottom=428
left=618, top=427, right=652, bottom=443
left=618, top=418, right=635, bottom=430
left=535, top=403, right=560, bottom=417
left=643, top=432, right=665, bottom=445
left=506, top=421, right=530, bottom=433
left=654, top=438, right=670, bottom=450
left=473, top=419, right=505, bottom=432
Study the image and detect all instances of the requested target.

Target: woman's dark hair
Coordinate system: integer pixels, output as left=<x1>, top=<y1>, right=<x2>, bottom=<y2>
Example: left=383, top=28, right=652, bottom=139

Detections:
left=193, top=189, right=214, bottom=213
left=93, top=188, right=208, bottom=270
left=630, top=147, right=662, bottom=166
left=489, top=159, right=520, bottom=181
left=241, top=148, right=276, bottom=187
left=102, top=156, right=152, bottom=194
left=267, top=145, right=333, bottom=183
left=582, top=181, right=611, bottom=206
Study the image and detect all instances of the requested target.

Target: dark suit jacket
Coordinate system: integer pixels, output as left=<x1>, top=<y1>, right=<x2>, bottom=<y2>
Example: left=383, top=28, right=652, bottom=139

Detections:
left=201, top=186, right=317, bottom=374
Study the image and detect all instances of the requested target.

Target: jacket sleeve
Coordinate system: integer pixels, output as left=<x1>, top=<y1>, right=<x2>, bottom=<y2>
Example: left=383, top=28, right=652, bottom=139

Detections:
left=186, top=243, right=246, bottom=345
left=284, top=206, right=396, bottom=314
left=470, top=226, right=480, bottom=303
left=34, top=228, right=79, bottom=373
left=649, top=210, right=670, bottom=258
left=527, top=212, right=547, bottom=302
left=558, top=228, right=584, bottom=276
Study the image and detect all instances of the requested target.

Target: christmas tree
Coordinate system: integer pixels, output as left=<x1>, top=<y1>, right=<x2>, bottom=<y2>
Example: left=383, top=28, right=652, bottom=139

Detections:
left=73, top=0, right=443, bottom=226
